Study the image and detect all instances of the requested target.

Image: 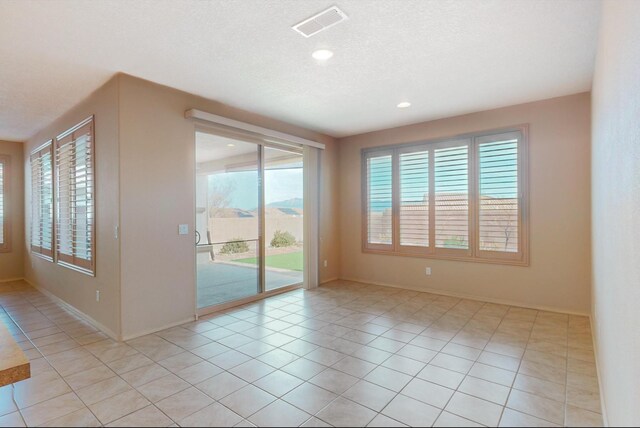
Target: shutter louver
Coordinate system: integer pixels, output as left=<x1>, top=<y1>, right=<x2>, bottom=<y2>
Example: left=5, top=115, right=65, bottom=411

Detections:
left=434, top=145, right=469, bottom=250
left=55, top=117, right=95, bottom=274
left=31, top=143, right=54, bottom=258
left=399, top=149, right=429, bottom=247
left=366, top=153, right=393, bottom=246
left=361, top=127, right=526, bottom=265
left=478, top=137, right=519, bottom=253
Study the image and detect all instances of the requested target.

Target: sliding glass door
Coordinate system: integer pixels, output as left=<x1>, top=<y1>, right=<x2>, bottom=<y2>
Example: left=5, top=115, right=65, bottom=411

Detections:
left=264, top=147, right=304, bottom=291
left=195, top=133, right=261, bottom=309
left=195, top=131, right=304, bottom=310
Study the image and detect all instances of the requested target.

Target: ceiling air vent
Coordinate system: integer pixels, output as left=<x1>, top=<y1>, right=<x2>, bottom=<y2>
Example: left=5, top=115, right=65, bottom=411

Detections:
left=292, top=6, right=348, bottom=38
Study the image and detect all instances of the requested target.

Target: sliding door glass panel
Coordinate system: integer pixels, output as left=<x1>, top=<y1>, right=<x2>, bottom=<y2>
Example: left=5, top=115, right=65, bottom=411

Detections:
left=264, top=147, right=304, bottom=291
left=196, top=132, right=260, bottom=308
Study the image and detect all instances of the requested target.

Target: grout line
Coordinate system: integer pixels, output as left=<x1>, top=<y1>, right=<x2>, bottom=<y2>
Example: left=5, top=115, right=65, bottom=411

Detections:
left=3, top=285, right=194, bottom=426
left=1, top=286, right=106, bottom=426
left=497, top=307, right=537, bottom=426
left=415, top=300, right=488, bottom=426
left=1, top=280, right=598, bottom=427
left=9, top=377, right=27, bottom=426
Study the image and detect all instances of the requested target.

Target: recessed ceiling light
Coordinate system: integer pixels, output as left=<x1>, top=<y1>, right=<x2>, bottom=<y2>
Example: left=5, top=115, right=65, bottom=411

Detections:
left=312, top=49, right=334, bottom=61
left=397, top=102, right=411, bottom=108
left=227, top=143, right=235, bottom=147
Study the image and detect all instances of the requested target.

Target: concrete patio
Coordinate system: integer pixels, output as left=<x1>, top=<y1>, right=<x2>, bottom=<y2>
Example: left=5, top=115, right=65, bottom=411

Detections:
left=197, top=262, right=303, bottom=308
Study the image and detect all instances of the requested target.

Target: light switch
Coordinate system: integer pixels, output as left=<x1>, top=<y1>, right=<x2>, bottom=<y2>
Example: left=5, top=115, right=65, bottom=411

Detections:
left=178, top=224, right=189, bottom=235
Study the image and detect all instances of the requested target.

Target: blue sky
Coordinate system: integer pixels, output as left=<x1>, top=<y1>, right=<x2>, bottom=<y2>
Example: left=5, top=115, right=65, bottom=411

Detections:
left=209, top=167, right=303, bottom=210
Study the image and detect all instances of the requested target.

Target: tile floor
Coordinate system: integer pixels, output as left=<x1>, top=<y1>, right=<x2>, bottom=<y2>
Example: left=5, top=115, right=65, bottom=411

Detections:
left=0, top=279, right=603, bottom=427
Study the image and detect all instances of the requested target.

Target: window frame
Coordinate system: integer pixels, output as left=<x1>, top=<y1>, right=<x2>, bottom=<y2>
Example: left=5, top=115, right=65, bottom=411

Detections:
left=0, top=155, right=11, bottom=253
left=361, top=125, right=529, bottom=266
left=362, top=149, right=394, bottom=252
left=30, top=141, right=55, bottom=260
left=474, top=130, right=527, bottom=263
left=54, top=116, right=96, bottom=276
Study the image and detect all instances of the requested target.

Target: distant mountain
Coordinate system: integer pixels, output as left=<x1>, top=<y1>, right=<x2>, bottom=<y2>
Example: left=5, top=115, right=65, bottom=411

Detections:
left=267, top=197, right=303, bottom=209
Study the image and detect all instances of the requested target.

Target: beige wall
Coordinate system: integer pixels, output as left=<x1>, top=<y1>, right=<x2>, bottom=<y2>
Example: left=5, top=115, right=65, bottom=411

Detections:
left=0, top=140, right=25, bottom=281
left=23, top=77, right=121, bottom=338
left=591, top=0, right=640, bottom=425
left=338, top=93, right=591, bottom=314
left=320, top=132, right=341, bottom=282
left=117, top=74, right=340, bottom=339
left=17, top=72, right=339, bottom=340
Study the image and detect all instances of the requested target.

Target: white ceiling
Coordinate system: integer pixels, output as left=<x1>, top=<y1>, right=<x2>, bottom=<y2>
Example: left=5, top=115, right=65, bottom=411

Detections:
left=0, top=0, right=601, bottom=141
left=196, top=132, right=257, bottom=164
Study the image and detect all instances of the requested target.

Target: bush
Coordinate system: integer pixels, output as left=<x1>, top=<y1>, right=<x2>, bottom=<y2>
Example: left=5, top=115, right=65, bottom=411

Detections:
left=220, top=238, right=249, bottom=254
left=270, top=230, right=297, bottom=248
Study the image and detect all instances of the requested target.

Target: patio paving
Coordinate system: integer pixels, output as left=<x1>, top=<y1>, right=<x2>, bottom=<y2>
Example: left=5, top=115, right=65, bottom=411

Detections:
left=197, top=262, right=303, bottom=308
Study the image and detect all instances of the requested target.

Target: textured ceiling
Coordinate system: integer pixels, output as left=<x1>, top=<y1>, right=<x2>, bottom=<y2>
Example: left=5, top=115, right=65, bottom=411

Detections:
left=0, top=0, right=601, bottom=141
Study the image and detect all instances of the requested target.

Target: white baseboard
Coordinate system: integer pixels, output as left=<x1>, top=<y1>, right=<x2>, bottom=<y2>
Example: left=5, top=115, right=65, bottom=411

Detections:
left=121, top=317, right=196, bottom=342
left=338, top=276, right=591, bottom=316
left=23, top=278, right=120, bottom=341
left=0, top=277, right=25, bottom=283
left=590, top=314, right=609, bottom=427
left=320, top=276, right=339, bottom=285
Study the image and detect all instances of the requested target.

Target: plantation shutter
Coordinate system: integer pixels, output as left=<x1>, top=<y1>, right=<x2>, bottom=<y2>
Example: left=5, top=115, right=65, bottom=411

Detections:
left=365, top=151, right=393, bottom=248
left=399, top=148, right=429, bottom=248
left=31, top=143, right=54, bottom=258
left=0, top=156, right=8, bottom=251
left=55, top=117, right=95, bottom=274
left=476, top=131, right=523, bottom=260
left=434, top=143, right=470, bottom=251
left=361, top=127, right=527, bottom=265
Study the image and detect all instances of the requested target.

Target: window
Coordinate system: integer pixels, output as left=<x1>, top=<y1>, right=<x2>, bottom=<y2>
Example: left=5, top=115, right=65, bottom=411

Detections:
left=55, top=116, right=95, bottom=274
left=0, top=155, right=10, bottom=252
left=31, top=142, right=54, bottom=259
left=364, top=151, right=393, bottom=248
left=434, top=143, right=470, bottom=252
left=362, top=126, right=528, bottom=265
left=477, top=132, right=521, bottom=257
left=399, top=148, right=429, bottom=248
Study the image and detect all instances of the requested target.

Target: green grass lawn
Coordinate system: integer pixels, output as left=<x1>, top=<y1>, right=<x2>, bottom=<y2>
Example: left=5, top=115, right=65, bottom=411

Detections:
left=234, top=251, right=303, bottom=271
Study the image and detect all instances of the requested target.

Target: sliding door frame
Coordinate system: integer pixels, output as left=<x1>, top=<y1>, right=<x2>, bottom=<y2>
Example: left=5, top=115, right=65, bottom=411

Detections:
left=194, top=126, right=304, bottom=318
left=258, top=144, right=266, bottom=295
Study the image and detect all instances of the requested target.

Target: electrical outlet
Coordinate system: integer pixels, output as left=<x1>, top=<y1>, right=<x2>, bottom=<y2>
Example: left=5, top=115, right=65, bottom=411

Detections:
left=324, top=260, right=328, bottom=268
left=96, top=290, right=100, bottom=302
left=425, top=267, right=432, bottom=276
left=178, top=224, right=189, bottom=235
